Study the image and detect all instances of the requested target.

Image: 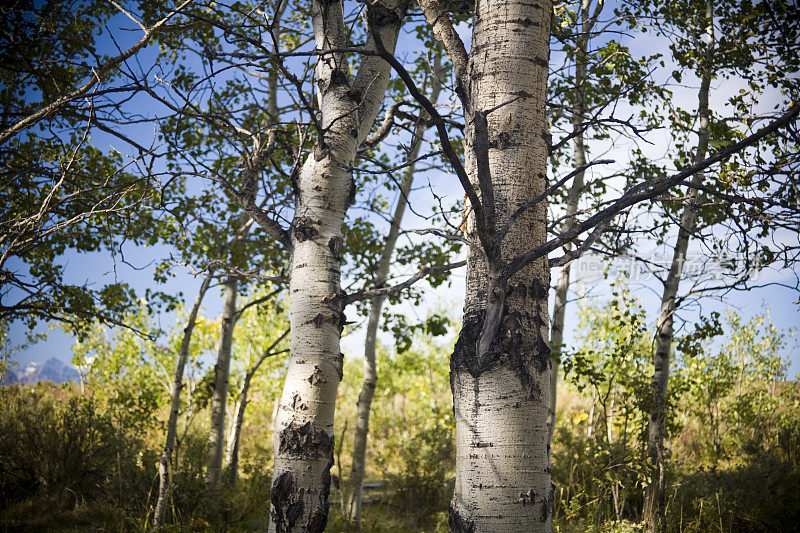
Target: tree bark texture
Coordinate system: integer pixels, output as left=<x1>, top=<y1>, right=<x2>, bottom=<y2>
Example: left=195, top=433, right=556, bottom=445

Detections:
left=644, top=2, right=713, bottom=530
left=449, top=0, right=554, bottom=531
left=205, top=276, right=239, bottom=491
left=345, top=58, right=444, bottom=525
left=153, top=273, right=214, bottom=530
left=267, top=2, right=407, bottom=531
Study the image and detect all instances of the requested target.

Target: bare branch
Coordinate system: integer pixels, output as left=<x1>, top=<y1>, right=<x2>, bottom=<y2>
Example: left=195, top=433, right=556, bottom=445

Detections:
left=343, top=260, right=466, bottom=305
left=418, top=0, right=469, bottom=101
left=507, top=103, right=800, bottom=278
left=366, top=8, right=495, bottom=257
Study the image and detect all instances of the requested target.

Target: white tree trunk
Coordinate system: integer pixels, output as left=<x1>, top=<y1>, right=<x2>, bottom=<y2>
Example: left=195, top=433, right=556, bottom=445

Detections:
left=153, top=272, right=214, bottom=530
left=450, top=0, right=553, bottom=530
left=345, top=56, right=444, bottom=525
left=644, top=2, right=713, bottom=529
left=225, top=389, right=240, bottom=466
left=205, top=276, right=239, bottom=491
left=268, top=2, right=407, bottom=530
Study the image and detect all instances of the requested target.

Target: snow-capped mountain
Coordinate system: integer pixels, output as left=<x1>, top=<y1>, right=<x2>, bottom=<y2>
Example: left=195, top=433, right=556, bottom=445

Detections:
left=1, top=357, right=80, bottom=385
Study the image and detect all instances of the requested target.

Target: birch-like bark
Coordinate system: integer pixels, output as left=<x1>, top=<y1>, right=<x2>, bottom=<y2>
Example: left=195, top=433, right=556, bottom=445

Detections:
left=205, top=276, right=239, bottom=491
left=548, top=0, right=599, bottom=446
left=345, top=56, right=444, bottom=525
left=644, top=2, right=714, bottom=530
left=268, top=2, right=407, bottom=530
left=225, top=391, right=241, bottom=467
left=449, top=0, right=553, bottom=530
left=153, top=272, right=214, bottom=530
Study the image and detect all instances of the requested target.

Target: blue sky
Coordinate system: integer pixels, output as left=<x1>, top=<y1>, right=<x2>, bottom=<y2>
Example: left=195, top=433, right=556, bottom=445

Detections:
left=5, top=0, right=800, bottom=380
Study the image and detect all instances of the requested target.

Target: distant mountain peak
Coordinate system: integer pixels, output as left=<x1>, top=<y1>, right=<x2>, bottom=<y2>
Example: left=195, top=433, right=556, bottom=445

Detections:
left=1, top=357, right=80, bottom=386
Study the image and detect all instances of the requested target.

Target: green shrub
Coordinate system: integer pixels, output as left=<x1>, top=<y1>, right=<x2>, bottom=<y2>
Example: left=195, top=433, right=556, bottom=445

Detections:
left=667, top=457, right=800, bottom=532
left=387, top=405, right=455, bottom=529
left=0, top=384, right=154, bottom=529
left=0, top=386, right=141, bottom=505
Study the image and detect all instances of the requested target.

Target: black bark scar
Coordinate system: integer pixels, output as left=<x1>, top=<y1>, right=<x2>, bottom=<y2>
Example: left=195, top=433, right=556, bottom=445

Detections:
left=293, top=216, right=319, bottom=242
left=278, top=420, right=335, bottom=460
left=449, top=502, right=476, bottom=533
left=270, top=472, right=304, bottom=533
left=451, top=280, right=551, bottom=400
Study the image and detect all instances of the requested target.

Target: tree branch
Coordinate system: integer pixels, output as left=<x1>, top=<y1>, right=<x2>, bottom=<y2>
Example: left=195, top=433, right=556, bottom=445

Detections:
left=343, top=260, right=466, bottom=305
left=507, top=103, right=800, bottom=278
left=0, top=0, right=194, bottom=146
left=366, top=8, right=494, bottom=258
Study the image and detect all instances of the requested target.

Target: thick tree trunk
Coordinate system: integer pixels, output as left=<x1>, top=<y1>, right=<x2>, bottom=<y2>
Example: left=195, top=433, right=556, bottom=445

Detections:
left=449, top=0, right=553, bottom=531
left=548, top=0, right=596, bottom=446
left=205, top=276, right=239, bottom=491
left=644, top=2, right=713, bottom=530
left=153, top=273, right=214, bottom=530
left=267, top=2, right=406, bottom=530
left=345, top=57, right=444, bottom=525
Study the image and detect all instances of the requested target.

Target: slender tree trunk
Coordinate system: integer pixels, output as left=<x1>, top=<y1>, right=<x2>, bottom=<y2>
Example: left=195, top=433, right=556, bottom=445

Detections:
left=222, top=0, right=287, bottom=488
left=228, top=329, right=288, bottom=484
left=345, top=55, right=444, bottom=526
left=227, top=386, right=246, bottom=484
left=153, top=273, right=215, bottom=530
left=644, top=2, right=714, bottom=530
left=268, top=2, right=406, bottom=530
left=548, top=0, right=598, bottom=446
left=205, top=276, right=239, bottom=491
left=225, top=390, right=240, bottom=466
left=449, top=0, right=553, bottom=530
left=206, top=211, right=253, bottom=492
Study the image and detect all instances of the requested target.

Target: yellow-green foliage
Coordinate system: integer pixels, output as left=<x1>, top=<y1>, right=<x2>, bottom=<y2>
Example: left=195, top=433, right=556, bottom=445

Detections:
left=553, top=288, right=800, bottom=532
left=331, top=328, right=455, bottom=531
left=3, top=292, right=797, bottom=532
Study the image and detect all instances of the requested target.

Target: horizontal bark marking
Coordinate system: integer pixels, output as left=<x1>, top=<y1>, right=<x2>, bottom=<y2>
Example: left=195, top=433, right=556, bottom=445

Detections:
left=278, top=420, right=335, bottom=460
left=508, top=17, right=540, bottom=26
left=270, top=471, right=304, bottom=533
left=488, top=131, right=521, bottom=150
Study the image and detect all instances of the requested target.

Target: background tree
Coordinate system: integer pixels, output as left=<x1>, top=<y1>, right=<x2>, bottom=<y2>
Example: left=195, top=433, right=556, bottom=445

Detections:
left=546, top=0, right=666, bottom=445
